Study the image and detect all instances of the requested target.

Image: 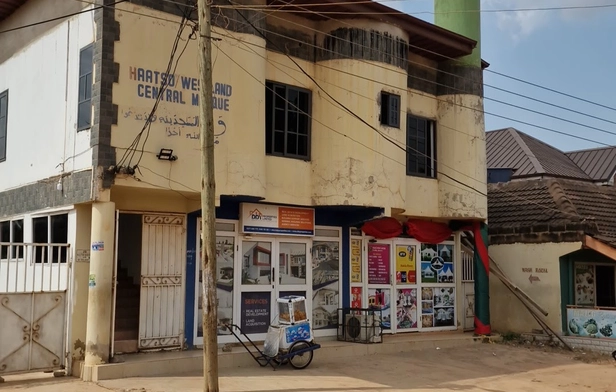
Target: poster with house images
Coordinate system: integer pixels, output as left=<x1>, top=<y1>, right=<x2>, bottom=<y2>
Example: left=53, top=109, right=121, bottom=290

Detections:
left=575, top=264, right=596, bottom=306
left=368, top=288, right=391, bottom=329
left=198, top=235, right=234, bottom=337
left=421, top=287, right=455, bottom=328
left=421, top=287, right=434, bottom=328
left=420, top=244, right=454, bottom=284
left=396, top=288, right=418, bottom=329
left=312, top=241, right=340, bottom=329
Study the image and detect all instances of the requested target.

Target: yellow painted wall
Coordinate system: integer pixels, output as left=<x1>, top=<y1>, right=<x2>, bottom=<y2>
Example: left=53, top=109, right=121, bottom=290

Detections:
left=111, top=4, right=486, bottom=220
left=489, top=242, right=581, bottom=334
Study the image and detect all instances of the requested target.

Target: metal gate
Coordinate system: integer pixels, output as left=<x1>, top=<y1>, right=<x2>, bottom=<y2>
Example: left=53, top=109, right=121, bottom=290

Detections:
left=0, top=243, right=71, bottom=375
left=139, top=215, right=185, bottom=350
left=461, top=250, right=475, bottom=331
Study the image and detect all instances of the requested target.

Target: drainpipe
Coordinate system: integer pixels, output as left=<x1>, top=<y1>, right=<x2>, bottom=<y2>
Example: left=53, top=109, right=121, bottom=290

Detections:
left=434, top=0, right=490, bottom=335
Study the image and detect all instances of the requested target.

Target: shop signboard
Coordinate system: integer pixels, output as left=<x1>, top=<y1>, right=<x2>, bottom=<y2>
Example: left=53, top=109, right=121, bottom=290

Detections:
left=240, top=203, right=315, bottom=236
left=350, top=239, right=362, bottom=283
left=368, top=244, right=390, bottom=285
left=241, top=292, right=271, bottom=334
left=395, top=245, right=416, bottom=284
left=567, top=307, right=616, bottom=339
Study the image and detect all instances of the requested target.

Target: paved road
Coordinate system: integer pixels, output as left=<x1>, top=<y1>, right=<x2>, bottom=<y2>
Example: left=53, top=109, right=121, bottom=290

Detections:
left=2, top=344, right=615, bottom=391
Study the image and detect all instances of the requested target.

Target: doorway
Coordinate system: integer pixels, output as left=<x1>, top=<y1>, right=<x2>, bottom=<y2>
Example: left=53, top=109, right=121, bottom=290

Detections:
left=239, top=238, right=312, bottom=340
left=361, top=239, right=457, bottom=334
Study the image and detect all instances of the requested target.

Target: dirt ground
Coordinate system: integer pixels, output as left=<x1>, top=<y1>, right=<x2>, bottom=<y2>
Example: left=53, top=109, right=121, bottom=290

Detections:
left=2, top=343, right=615, bottom=392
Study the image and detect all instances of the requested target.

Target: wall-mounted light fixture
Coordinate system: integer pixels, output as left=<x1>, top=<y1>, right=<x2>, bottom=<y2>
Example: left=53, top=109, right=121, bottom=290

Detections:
left=156, top=148, right=178, bottom=161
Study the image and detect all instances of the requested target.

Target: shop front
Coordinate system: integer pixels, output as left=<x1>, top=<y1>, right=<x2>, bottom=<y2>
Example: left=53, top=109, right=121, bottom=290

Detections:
left=348, top=228, right=459, bottom=333
left=565, top=260, right=616, bottom=339
left=190, top=202, right=343, bottom=346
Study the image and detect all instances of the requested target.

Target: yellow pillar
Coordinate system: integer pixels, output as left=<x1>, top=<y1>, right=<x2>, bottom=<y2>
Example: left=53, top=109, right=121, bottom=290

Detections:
left=82, top=201, right=115, bottom=381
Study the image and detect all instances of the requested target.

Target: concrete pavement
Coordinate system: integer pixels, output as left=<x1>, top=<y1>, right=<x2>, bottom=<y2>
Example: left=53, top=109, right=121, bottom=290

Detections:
left=1, top=344, right=615, bottom=391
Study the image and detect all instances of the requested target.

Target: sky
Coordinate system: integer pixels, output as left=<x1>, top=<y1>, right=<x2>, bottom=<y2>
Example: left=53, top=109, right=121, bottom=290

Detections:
left=383, top=0, right=616, bottom=152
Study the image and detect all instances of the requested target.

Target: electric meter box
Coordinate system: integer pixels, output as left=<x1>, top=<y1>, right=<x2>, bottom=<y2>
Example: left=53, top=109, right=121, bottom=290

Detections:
left=277, top=295, right=308, bottom=325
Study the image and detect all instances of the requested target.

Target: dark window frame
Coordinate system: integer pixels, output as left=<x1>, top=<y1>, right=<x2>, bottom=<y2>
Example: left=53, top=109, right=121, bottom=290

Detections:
left=380, top=91, right=400, bottom=128
left=77, top=44, right=94, bottom=131
left=33, top=213, right=69, bottom=264
left=0, top=89, right=8, bottom=162
left=406, top=114, right=436, bottom=178
left=265, top=81, right=312, bottom=161
left=1, top=218, right=24, bottom=259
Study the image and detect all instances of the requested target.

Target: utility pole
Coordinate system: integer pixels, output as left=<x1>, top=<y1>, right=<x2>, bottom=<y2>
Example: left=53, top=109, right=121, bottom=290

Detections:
left=197, top=0, right=219, bottom=390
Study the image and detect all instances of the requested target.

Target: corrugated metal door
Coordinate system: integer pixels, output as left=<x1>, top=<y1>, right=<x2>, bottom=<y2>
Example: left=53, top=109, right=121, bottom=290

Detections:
left=139, top=215, right=185, bottom=350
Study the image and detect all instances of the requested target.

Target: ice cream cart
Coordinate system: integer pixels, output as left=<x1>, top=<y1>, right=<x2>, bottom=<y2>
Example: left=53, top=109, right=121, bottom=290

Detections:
left=225, top=295, right=321, bottom=370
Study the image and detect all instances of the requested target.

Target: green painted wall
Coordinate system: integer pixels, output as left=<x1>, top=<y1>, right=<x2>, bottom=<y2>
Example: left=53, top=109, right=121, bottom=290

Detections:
left=434, top=0, right=481, bottom=67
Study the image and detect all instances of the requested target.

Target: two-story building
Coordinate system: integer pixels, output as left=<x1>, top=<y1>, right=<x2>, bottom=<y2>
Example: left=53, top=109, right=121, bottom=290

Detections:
left=0, top=0, right=488, bottom=380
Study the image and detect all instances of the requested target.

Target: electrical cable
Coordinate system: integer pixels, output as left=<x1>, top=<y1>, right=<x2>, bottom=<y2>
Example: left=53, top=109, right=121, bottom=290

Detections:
left=212, top=27, right=614, bottom=148
left=223, top=29, right=597, bottom=175
left=0, top=0, right=127, bottom=34
left=22, top=0, right=616, bottom=118
left=116, top=1, right=198, bottom=171
left=238, top=0, right=616, bottom=138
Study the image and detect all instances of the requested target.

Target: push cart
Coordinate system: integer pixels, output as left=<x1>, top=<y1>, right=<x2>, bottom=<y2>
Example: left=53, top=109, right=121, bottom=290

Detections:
left=224, top=295, right=321, bottom=370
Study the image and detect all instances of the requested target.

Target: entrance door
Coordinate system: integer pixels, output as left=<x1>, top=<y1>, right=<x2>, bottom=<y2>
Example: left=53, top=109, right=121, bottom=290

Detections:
left=392, top=243, right=419, bottom=332
left=139, top=214, right=186, bottom=350
left=239, top=238, right=311, bottom=339
left=366, top=242, right=393, bottom=333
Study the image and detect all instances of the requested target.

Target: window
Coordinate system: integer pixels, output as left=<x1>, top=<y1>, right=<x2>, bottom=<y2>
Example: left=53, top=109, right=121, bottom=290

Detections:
left=265, top=81, right=311, bottom=160
left=380, top=92, right=400, bottom=128
left=406, top=114, right=436, bottom=178
left=0, top=89, right=8, bottom=162
left=77, top=44, right=93, bottom=131
left=0, top=218, right=24, bottom=259
left=33, top=214, right=68, bottom=263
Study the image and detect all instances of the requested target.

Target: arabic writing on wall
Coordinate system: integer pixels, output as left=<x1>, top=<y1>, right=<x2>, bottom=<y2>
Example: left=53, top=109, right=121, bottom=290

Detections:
left=121, top=109, right=227, bottom=143
left=128, top=66, right=233, bottom=111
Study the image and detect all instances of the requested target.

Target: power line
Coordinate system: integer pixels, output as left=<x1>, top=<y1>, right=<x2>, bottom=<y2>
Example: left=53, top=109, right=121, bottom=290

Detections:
left=0, top=0, right=127, bottom=34
left=223, top=5, right=487, bottom=197
left=212, top=28, right=613, bottom=148
left=247, top=1, right=616, bottom=137
left=219, top=2, right=616, bottom=14
left=6, top=0, right=616, bottom=119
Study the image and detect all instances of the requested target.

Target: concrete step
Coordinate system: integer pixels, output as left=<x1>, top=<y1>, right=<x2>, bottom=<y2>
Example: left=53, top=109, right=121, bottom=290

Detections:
left=114, top=340, right=138, bottom=354
left=83, top=332, right=489, bottom=382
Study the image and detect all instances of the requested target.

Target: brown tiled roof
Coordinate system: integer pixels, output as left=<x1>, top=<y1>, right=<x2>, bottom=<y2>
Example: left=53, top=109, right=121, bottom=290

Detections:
left=486, top=128, right=591, bottom=180
left=566, top=146, right=616, bottom=182
left=488, top=178, right=616, bottom=245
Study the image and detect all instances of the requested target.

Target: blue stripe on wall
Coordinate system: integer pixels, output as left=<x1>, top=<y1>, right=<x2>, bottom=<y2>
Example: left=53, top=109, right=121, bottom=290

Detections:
left=342, top=225, right=350, bottom=308
left=184, top=211, right=198, bottom=348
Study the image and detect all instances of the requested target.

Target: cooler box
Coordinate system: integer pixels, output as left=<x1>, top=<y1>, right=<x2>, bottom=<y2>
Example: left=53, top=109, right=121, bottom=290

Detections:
left=280, top=322, right=312, bottom=350
left=277, top=295, right=308, bottom=325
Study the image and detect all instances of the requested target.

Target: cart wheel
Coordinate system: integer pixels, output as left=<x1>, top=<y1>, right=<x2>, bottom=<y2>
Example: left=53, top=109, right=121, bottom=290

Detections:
left=288, top=341, right=313, bottom=370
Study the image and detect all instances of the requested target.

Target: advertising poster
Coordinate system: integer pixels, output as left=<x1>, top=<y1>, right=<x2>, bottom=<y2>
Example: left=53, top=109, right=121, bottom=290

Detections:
left=351, top=239, right=362, bottom=283
left=240, top=292, right=271, bottom=334
left=396, top=245, right=416, bottom=284
left=421, top=244, right=454, bottom=284
left=396, top=288, right=417, bottom=329
left=368, top=288, right=391, bottom=329
left=351, top=287, right=362, bottom=308
left=311, top=240, right=340, bottom=330
left=567, top=307, right=616, bottom=339
left=420, top=287, right=455, bottom=328
left=368, top=243, right=391, bottom=285
left=575, top=264, right=595, bottom=306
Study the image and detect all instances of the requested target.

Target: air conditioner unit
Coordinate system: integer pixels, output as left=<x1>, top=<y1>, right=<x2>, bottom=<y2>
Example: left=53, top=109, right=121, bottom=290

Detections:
left=344, top=313, right=382, bottom=343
